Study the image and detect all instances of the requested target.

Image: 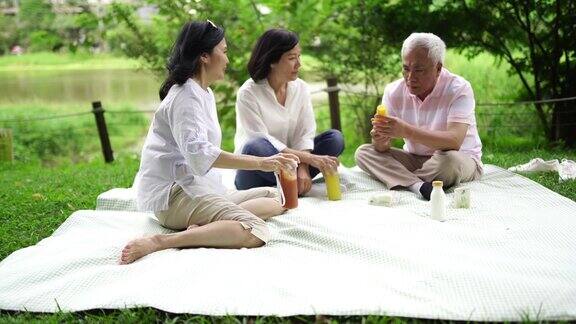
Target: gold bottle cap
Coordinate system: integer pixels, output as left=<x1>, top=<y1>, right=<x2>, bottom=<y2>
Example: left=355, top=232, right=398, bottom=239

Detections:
left=376, top=105, right=388, bottom=116
left=432, top=180, right=443, bottom=187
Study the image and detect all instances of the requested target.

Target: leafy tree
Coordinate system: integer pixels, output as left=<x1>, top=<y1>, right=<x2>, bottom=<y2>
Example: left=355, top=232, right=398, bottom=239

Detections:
left=17, top=0, right=59, bottom=51
left=110, top=0, right=576, bottom=147
left=0, top=14, right=19, bottom=54
left=10, top=0, right=109, bottom=53
left=304, top=0, right=402, bottom=141
left=72, top=11, right=100, bottom=50
left=19, top=0, right=55, bottom=31
left=28, top=30, right=62, bottom=52
left=110, top=0, right=402, bottom=141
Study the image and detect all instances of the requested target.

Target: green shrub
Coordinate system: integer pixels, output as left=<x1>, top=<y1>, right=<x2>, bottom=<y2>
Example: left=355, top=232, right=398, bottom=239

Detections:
left=28, top=30, right=63, bottom=52
left=0, top=104, right=149, bottom=163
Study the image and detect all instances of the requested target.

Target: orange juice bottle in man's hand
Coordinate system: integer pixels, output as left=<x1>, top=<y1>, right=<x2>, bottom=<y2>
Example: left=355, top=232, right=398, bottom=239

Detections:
left=376, top=104, right=388, bottom=117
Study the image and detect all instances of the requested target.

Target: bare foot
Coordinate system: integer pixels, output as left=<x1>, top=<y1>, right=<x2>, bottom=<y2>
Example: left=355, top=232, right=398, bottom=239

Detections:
left=119, top=235, right=162, bottom=265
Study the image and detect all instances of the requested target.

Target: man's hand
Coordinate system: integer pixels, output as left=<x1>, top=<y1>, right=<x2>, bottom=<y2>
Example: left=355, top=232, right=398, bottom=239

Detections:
left=372, top=116, right=412, bottom=139
left=372, top=115, right=469, bottom=151
left=371, top=132, right=391, bottom=153
left=370, top=116, right=392, bottom=152
left=297, top=164, right=312, bottom=195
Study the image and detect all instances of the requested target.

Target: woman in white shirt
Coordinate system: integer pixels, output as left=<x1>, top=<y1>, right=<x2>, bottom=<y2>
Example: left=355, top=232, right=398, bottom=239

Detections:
left=234, top=29, right=345, bottom=195
left=121, top=21, right=299, bottom=264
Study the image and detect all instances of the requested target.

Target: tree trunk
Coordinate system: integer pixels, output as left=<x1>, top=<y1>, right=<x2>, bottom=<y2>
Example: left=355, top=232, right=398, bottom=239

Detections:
left=551, top=101, right=576, bottom=148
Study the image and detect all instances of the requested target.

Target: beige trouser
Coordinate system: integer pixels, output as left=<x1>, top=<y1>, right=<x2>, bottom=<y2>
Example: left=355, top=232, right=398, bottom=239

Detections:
left=156, top=185, right=278, bottom=243
left=355, top=144, right=483, bottom=189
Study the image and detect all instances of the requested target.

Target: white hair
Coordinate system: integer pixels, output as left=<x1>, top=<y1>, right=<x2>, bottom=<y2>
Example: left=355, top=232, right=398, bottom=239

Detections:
left=401, top=33, right=446, bottom=65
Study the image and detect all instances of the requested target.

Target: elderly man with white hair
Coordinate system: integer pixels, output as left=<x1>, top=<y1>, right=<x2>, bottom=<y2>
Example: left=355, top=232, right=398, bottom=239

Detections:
left=355, top=33, right=483, bottom=200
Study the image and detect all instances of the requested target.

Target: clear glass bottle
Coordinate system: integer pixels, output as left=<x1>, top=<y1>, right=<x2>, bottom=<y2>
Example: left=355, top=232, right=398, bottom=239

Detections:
left=430, top=180, right=446, bottom=221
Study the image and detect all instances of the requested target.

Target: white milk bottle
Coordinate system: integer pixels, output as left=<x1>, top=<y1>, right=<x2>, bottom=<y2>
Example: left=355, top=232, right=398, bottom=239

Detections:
left=430, top=180, right=446, bottom=221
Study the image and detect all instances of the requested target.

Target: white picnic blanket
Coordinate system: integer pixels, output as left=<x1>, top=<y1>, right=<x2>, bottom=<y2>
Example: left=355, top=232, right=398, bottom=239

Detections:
left=1, top=165, right=575, bottom=321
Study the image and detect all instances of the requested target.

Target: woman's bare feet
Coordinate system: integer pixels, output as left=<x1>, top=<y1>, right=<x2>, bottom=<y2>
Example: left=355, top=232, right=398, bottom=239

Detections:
left=119, top=235, right=162, bottom=265
left=120, top=226, right=201, bottom=264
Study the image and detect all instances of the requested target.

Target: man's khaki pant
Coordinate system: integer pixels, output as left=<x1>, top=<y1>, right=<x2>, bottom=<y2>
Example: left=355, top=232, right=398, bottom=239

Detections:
left=355, top=144, right=483, bottom=189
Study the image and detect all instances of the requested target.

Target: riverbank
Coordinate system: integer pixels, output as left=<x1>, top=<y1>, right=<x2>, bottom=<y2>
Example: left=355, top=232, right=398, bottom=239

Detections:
left=0, top=52, right=140, bottom=71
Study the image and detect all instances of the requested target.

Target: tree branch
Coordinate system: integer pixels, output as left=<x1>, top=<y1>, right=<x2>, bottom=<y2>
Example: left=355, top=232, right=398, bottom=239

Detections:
left=507, top=0, right=547, bottom=55
left=248, top=0, right=265, bottom=30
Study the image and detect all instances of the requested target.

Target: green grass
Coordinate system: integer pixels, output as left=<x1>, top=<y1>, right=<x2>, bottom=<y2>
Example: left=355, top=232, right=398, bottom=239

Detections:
left=0, top=311, right=558, bottom=324
left=299, top=54, right=324, bottom=81
left=0, top=311, right=429, bottom=323
left=482, top=149, right=576, bottom=200
left=0, top=155, right=139, bottom=260
left=445, top=51, right=546, bottom=146
left=0, top=52, right=140, bottom=71
left=444, top=50, right=526, bottom=103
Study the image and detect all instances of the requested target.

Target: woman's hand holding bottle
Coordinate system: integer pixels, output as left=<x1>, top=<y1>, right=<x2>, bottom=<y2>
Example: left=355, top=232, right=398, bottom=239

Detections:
left=306, top=153, right=339, bottom=173
left=257, top=153, right=300, bottom=173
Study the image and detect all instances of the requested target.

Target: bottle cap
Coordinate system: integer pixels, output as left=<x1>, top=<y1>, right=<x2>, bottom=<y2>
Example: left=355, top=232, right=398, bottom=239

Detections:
left=376, top=105, right=388, bottom=116
left=432, top=180, right=443, bottom=187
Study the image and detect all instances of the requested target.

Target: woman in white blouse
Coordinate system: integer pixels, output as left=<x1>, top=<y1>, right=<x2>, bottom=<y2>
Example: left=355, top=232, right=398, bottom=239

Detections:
left=121, top=21, right=299, bottom=264
left=234, top=29, right=345, bottom=195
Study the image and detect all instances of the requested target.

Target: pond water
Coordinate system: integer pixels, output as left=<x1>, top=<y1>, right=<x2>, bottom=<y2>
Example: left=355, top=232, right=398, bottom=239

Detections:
left=0, top=69, right=161, bottom=109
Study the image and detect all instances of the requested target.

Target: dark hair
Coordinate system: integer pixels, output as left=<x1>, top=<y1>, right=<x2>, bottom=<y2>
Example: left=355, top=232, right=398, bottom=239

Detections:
left=247, top=29, right=299, bottom=82
left=159, top=21, right=225, bottom=100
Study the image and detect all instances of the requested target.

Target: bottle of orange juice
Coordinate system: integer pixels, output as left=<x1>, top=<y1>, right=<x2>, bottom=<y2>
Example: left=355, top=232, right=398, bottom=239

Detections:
left=323, top=168, right=341, bottom=201
left=376, top=104, right=388, bottom=117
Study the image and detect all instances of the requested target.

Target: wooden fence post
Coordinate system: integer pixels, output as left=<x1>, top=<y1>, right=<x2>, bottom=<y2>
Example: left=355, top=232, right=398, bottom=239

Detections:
left=326, top=77, right=342, bottom=131
left=0, top=128, right=13, bottom=162
left=92, top=101, right=114, bottom=163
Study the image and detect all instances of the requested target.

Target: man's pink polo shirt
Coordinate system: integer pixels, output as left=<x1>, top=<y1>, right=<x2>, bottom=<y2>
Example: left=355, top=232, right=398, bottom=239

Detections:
left=382, top=68, right=483, bottom=163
